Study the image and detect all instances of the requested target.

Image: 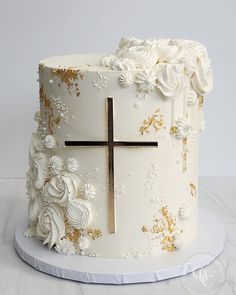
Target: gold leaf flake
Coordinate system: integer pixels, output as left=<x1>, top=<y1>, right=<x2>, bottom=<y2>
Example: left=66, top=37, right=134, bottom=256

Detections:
left=51, top=68, right=83, bottom=96
left=199, top=95, right=204, bottom=108
left=140, top=109, right=165, bottom=135
left=190, top=183, right=197, bottom=197
left=87, top=228, right=102, bottom=240
left=142, top=206, right=177, bottom=252
left=170, top=126, right=177, bottom=135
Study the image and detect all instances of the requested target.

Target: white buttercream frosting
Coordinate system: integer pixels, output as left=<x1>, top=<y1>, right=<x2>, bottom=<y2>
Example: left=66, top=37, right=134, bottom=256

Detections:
left=175, top=117, right=191, bottom=139
left=187, top=89, right=198, bottom=106
left=156, top=64, right=184, bottom=98
left=99, top=37, right=213, bottom=97
left=43, top=173, right=80, bottom=207
left=44, top=135, right=56, bottom=149
left=77, top=235, right=90, bottom=254
left=178, top=204, right=190, bottom=220
left=29, top=133, right=45, bottom=158
left=55, top=238, right=76, bottom=255
left=36, top=202, right=65, bottom=248
left=173, top=233, right=183, bottom=249
left=28, top=196, right=42, bottom=224
left=31, top=152, right=49, bottom=190
left=48, top=155, right=63, bottom=176
left=111, top=58, right=135, bottom=71
left=67, top=199, right=92, bottom=229
left=191, top=54, right=213, bottom=95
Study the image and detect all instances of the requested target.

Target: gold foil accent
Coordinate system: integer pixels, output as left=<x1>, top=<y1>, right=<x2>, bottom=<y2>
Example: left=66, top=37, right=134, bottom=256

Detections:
left=142, top=206, right=177, bottom=252
left=39, top=85, right=51, bottom=107
left=190, top=183, right=197, bottom=197
left=51, top=68, right=84, bottom=96
left=140, top=109, right=165, bottom=135
left=161, top=235, right=175, bottom=251
left=65, top=219, right=83, bottom=242
left=87, top=228, right=102, bottom=240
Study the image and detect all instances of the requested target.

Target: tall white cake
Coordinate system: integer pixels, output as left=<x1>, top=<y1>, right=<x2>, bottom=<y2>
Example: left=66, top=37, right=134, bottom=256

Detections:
left=25, top=37, right=213, bottom=258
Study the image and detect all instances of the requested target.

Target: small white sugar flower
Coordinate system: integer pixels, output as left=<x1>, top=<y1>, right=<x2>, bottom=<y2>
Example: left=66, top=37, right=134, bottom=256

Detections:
left=44, top=135, right=56, bottom=149
left=65, top=157, right=78, bottom=172
left=48, top=155, right=63, bottom=175
left=81, top=184, right=96, bottom=200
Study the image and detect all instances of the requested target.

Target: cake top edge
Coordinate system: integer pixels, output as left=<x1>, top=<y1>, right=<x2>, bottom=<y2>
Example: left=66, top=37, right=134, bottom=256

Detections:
left=39, top=37, right=211, bottom=70
left=39, top=37, right=213, bottom=95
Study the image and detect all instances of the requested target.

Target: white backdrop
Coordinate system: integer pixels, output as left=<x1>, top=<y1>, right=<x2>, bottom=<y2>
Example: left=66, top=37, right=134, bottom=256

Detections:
left=0, top=0, right=235, bottom=178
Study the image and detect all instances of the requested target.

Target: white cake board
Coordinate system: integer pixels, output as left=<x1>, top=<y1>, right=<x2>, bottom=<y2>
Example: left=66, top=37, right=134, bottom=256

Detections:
left=15, top=208, right=225, bottom=285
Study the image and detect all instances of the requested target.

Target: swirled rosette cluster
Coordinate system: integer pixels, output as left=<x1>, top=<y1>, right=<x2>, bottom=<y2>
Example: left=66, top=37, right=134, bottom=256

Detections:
left=99, top=37, right=213, bottom=97
left=26, top=126, right=94, bottom=252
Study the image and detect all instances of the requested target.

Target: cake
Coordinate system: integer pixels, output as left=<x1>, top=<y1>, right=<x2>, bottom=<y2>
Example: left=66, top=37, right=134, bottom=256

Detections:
left=25, top=37, right=213, bottom=258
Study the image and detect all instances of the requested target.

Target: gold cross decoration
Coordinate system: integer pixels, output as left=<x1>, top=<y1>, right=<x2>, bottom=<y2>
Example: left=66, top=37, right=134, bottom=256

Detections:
left=65, top=97, right=158, bottom=233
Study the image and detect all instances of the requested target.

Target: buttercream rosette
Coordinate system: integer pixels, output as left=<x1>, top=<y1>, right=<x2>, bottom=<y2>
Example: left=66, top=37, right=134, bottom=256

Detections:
left=42, top=172, right=80, bottom=207
left=67, top=199, right=92, bottom=229
left=36, top=202, right=65, bottom=248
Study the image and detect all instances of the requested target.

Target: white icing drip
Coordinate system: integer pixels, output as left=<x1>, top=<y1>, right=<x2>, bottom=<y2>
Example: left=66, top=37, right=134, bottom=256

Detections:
left=187, top=89, right=198, bottom=106
left=191, top=54, right=213, bottom=95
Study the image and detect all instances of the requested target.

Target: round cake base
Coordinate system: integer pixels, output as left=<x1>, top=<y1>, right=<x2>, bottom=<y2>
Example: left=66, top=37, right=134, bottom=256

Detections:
left=15, top=208, right=225, bottom=285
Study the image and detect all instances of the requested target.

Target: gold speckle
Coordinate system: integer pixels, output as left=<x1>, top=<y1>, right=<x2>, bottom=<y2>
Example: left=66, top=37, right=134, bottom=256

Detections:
left=38, top=63, right=45, bottom=72
left=161, top=235, right=175, bottom=251
left=87, top=228, right=102, bottom=240
left=190, top=183, right=197, bottom=197
left=142, top=225, right=149, bottom=232
left=51, top=68, right=84, bottom=96
left=54, top=116, right=60, bottom=125
left=140, top=109, right=165, bottom=135
left=199, top=95, right=204, bottom=108
left=65, top=219, right=83, bottom=242
left=170, top=126, right=177, bottom=135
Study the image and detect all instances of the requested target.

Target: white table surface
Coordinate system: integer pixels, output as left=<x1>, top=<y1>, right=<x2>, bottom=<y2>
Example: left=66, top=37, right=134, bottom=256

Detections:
left=0, top=177, right=236, bottom=295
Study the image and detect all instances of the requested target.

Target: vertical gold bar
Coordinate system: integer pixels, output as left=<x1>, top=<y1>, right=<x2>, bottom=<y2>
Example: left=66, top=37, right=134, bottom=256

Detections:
left=108, top=145, right=115, bottom=233
left=107, top=97, right=116, bottom=233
